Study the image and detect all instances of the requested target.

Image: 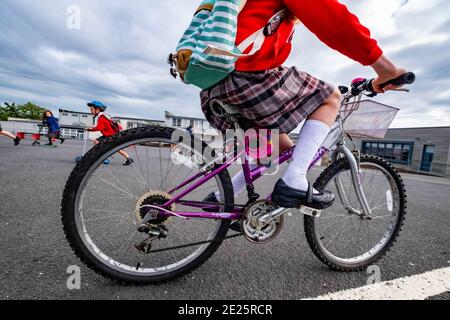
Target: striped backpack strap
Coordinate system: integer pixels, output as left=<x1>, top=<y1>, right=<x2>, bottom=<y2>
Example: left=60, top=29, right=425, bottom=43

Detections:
left=172, top=0, right=291, bottom=89
left=203, top=8, right=290, bottom=58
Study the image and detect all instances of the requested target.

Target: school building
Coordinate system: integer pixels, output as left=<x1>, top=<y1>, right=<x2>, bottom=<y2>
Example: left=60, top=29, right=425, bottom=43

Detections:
left=352, top=126, right=450, bottom=177
left=0, top=109, right=164, bottom=140
left=58, top=109, right=164, bottom=139
left=164, top=111, right=220, bottom=143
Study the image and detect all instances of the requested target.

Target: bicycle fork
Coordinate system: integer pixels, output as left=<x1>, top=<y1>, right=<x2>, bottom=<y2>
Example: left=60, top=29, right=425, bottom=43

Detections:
left=331, top=144, right=372, bottom=217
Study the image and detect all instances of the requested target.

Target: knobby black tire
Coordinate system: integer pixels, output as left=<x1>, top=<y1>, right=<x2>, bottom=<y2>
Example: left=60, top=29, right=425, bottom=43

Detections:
left=61, top=125, right=234, bottom=284
left=304, top=155, right=407, bottom=271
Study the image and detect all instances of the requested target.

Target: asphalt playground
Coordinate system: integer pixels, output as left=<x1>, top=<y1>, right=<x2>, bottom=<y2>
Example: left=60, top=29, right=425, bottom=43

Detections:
left=0, top=137, right=449, bottom=300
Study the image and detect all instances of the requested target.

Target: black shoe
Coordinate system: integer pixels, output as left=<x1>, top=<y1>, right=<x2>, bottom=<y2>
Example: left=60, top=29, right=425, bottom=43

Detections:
left=60, top=138, right=65, bottom=144
left=272, top=179, right=335, bottom=210
left=229, top=221, right=242, bottom=232
left=45, top=143, right=53, bottom=146
left=14, top=137, right=21, bottom=146
left=202, top=192, right=220, bottom=212
left=123, top=158, right=134, bottom=166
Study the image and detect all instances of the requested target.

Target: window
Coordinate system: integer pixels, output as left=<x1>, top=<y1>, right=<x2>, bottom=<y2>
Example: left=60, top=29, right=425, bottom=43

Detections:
left=370, top=143, right=378, bottom=155
left=393, top=144, right=402, bottom=162
left=377, top=143, right=385, bottom=157
left=362, top=141, right=413, bottom=165
left=172, top=118, right=182, bottom=127
left=82, top=115, right=88, bottom=118
left=385, top=144, right=394, bottom=160
left=401, top=144, right=411, bottom=162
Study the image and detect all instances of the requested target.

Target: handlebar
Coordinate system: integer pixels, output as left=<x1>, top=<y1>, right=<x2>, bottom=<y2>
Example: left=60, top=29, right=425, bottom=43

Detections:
left=367, top=72, right=416, bottom=92
left=346, top=72, right=416, bottom=97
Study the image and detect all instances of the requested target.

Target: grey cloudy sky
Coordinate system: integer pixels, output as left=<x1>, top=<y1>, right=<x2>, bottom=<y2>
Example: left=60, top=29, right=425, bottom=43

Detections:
left=0, top=0, right=449, bottom=128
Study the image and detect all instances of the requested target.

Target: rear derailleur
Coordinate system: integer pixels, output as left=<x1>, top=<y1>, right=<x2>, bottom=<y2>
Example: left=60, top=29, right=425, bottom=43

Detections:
left=135, top=224, right=169, bottom=254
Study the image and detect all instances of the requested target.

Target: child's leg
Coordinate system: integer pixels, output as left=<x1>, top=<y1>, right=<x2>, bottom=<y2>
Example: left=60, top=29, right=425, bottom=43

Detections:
left=214, top=159, right=259, bottom=201
left=214, top=134, right=294, bottom=200
left=119, top=150, right=130, bottom=159
left=56, top=132, right=65, bottom=142
left=282, top=89, right=341, bottom=192
left=46, top=133, right=53, bottom=145
left=119, top=149, right=135, bottom=166
left=1, top=130, right=17, bottom=140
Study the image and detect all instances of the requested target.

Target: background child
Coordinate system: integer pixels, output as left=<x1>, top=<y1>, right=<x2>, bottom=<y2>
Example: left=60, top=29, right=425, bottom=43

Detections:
left=86, top=101, right=134, bottom=166
left=42, top=111, right=65, bottom=146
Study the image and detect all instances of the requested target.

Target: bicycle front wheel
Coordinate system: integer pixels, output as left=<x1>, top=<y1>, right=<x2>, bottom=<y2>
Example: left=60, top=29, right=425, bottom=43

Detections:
left=304, top=155, right=407, bottom=271
left=61, top=126, right=234, bottom=284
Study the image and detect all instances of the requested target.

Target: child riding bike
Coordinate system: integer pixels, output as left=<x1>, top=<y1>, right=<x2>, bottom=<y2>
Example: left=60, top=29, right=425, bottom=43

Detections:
left=200, top=0, right=408, bottom=211
left=61, top=0, right=415, bottom=284
left=86, top=101, right=134, bottom=166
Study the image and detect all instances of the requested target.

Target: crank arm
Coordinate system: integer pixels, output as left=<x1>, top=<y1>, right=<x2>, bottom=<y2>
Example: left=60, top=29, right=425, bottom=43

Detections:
left=257, top=207, right=291, bottom=225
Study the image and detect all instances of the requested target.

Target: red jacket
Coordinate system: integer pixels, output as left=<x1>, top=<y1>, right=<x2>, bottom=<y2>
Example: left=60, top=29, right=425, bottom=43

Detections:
left=235, top=0, right=383, bottom=72
left=90, top=114, right=117, bottom=137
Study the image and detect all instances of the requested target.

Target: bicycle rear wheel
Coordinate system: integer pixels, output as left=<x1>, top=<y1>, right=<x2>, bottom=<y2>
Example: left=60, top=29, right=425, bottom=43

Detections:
left=304, top=155, right=407, bottom=271
left=61, top=126, right=234, bottom=284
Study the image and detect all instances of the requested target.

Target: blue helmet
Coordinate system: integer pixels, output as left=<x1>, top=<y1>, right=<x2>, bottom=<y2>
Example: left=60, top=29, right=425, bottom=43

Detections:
left=87, top=101, right=107, bottom=111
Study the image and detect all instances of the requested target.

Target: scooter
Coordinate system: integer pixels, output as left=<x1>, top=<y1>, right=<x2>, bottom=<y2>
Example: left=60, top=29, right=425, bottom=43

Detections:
left=75, top=130, right=110, bottom=165
left=32, top=128, right=58, bottom=147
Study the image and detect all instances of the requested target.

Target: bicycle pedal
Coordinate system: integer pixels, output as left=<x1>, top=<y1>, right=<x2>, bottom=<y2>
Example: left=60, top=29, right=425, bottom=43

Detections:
left=299, top=206, right=322, bottom=218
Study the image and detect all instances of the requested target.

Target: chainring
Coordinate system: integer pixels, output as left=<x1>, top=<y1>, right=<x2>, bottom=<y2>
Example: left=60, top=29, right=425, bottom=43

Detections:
left=242, top=200, right=284, bottom=244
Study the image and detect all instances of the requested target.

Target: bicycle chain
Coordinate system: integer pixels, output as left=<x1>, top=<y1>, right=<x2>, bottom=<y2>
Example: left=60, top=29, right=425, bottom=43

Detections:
left=145, top=232, right=244, bottom=254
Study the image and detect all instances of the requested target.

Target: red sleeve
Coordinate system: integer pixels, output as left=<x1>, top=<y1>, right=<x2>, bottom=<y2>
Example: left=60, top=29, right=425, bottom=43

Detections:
left=283, top=0, right=383, bottom=66
left=90, top=116, right=106, bottom=132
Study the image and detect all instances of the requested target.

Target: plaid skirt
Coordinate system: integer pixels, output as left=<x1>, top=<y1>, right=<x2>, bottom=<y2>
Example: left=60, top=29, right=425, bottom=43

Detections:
left=200, top=66, right=335, bottom=133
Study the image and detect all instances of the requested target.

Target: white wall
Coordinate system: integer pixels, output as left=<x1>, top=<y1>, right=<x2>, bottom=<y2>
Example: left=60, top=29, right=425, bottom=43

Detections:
left=165, top=116, right=220, bottom=145
left=0, top=120, right=41, bottom=134
left=59, top=111, right=94, bottom=127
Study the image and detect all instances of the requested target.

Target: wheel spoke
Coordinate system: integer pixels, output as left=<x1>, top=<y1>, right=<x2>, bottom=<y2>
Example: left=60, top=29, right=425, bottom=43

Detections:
left=99, top=177, right=137, bottom=200
left=83, top=212, right=132, bottom=223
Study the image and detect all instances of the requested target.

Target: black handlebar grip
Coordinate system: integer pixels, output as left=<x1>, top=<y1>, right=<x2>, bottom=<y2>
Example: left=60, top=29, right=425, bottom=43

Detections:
left=382, top=72, right=416, bottom=87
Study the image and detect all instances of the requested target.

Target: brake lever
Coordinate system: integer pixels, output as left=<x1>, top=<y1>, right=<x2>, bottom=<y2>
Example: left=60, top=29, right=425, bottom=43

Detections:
left=390, top=88, right=410, bottom=92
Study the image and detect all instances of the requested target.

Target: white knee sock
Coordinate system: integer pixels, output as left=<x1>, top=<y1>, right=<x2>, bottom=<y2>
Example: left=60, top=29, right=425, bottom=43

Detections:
left=283, top=120, right=331, bottom=192
left=215, top=160, right=259, bottom=201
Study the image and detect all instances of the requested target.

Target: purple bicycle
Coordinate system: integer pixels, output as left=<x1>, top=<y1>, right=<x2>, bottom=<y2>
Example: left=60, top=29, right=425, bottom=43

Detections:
left=62, top=73, right=415, bottom=284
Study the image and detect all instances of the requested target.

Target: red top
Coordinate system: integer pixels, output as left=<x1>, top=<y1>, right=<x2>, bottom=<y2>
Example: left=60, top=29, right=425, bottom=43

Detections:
left=235, top=0, right=383, bottom=72
left=90, top=114, right=117, bottom=137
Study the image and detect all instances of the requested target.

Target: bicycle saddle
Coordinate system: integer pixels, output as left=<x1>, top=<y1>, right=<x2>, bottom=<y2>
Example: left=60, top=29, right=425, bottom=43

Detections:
left=209, top=99, right=240, bottom=118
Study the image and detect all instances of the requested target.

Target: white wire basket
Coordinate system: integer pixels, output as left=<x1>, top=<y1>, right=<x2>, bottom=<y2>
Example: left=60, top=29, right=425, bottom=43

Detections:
left=341, top=100, right=399, bottom=139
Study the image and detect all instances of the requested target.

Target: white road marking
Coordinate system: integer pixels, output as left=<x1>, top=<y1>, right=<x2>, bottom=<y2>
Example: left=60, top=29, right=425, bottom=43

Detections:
left=307, top=267, right=450, bottom=300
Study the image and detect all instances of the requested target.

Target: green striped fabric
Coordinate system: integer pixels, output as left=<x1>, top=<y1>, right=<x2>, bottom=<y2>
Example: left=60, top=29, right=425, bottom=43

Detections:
left=176, top=0, right=244, bottom=89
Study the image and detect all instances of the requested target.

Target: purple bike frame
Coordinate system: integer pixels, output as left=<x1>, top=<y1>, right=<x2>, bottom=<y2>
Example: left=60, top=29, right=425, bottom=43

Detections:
left=156, top=146, right=329, bottom=221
